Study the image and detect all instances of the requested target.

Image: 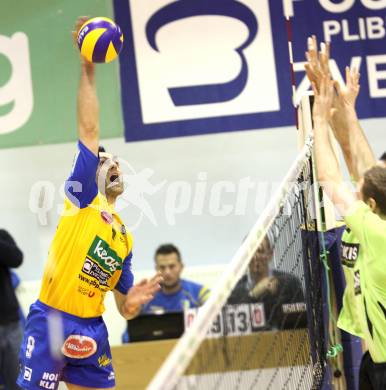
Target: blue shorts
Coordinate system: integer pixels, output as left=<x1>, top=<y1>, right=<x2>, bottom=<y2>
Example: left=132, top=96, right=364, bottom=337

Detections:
left=17, top=300, right=115, bottom=390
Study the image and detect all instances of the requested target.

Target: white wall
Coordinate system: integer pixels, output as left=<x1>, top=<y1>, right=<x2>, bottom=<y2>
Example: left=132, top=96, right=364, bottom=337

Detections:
left=1, top=119, right=385, bottom=282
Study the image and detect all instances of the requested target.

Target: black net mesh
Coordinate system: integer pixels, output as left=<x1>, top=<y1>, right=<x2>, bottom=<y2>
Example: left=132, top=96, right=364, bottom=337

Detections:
left=173, top=155, right=327, bottom=390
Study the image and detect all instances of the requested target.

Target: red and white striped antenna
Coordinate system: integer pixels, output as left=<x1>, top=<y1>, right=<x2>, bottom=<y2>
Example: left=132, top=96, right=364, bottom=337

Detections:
left=283, top=0, right=299, bottom=129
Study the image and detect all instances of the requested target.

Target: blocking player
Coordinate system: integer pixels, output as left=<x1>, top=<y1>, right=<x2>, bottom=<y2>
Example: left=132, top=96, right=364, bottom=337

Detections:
left=307, top=40, right=386, bottom=389
left=16, top=17, right=162, bottom=390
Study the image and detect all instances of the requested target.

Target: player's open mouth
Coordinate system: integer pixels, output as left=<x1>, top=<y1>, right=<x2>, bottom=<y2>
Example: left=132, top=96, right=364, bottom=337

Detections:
left=109, top=174, right=119, bottom=182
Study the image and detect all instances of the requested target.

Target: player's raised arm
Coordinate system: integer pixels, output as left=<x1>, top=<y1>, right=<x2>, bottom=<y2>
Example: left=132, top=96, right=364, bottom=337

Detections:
left=312, top=76, right=356, bottom=216
left=331, top=68, right=376, bottom=181
left=305, top=36, right=376, bottom=182
left=73, top=17, right=100, bottom=156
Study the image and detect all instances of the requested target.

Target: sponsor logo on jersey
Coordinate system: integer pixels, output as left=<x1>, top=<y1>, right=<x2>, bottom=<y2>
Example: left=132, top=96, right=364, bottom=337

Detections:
left=100, top=211, right=113, bottom=224
left=77, top=285, right=96, bottom=298
left=354, top=270, right=361, bottom=296
left=39, top=372, right=59, bottom=389
left=23, top=367, right=32, bottom=381
left=98, top=353, right=112, bottom=367
left=82, top=258, right=111, bottom=285
left=61, top=335, right=97, bottom=359
left=87, top=236, right=123, bottom=273
left=341, top=241, right=360, bottom=268
left=26, top=336, right=35, bottom=358
left=78, top=274, right=110, bottom=293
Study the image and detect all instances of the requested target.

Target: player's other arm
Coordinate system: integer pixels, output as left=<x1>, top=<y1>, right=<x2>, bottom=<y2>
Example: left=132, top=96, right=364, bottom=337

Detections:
left=74, top=17, right=99, bottom=156
left=113, top=256, right=163, bottom=320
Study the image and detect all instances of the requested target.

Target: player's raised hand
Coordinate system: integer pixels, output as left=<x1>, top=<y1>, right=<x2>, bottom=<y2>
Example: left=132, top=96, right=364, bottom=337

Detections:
left=334, top=67, right=360, bottom=112
left=72, top=16, right=94, bottom=69
left=72, top=16, right=89, bottom=46
left=123, top=273, right=163, bottom=311
left=312, top=75, right=336, bottom=123
left=305, top=35, right=331, bottom=93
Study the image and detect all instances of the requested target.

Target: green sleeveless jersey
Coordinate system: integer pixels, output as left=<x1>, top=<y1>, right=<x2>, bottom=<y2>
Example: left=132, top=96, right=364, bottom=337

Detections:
left=337, top=201, right=386, bottom=362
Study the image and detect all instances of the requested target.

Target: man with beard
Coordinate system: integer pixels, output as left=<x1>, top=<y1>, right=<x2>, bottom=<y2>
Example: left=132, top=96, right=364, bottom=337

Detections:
left=142, top=244, right=210, bottom=314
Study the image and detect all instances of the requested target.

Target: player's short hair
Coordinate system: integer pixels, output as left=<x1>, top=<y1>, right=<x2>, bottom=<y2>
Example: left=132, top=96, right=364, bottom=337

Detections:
left=154, top=244, right=182, bottom=262
left=362, top=165, right=386, bottom=215
left=380, top=152, right=386, bottom=161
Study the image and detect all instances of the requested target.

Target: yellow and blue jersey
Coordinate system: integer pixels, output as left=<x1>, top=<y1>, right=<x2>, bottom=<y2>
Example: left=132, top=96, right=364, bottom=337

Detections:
left=39, top=141, right=134, bottom=318
left=142, top=279, right=210, bottom=313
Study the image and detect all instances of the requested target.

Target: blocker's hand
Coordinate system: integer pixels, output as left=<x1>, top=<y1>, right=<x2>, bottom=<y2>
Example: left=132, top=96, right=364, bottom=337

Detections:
left=123, top=273, right=163, bottom=314
left=312, top=75, right=336, bottom=123
left=333, top=67, right=360, bottom=112
left=304, top=35, right=331, bottom=93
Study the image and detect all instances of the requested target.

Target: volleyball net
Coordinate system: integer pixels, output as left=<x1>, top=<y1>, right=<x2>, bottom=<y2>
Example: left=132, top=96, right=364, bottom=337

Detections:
left=147, top=131, right=333, bottom=389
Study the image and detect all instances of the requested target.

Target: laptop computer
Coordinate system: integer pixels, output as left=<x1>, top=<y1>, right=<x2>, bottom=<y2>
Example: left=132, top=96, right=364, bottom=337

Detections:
left=127, top=312, right=185, bottom=342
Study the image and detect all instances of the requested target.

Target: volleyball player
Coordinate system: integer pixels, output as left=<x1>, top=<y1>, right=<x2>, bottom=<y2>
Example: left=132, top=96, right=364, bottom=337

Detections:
left=307, top=40, right=386, bottom=389
left=16, top=18, right=162, bottom=390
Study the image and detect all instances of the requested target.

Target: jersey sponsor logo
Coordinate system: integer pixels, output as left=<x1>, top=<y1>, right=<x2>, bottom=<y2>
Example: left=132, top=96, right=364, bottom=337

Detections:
left=98, top=353, right=112, bottom=367
left=77, top=285, right=96, bottom=298
left=101, top=211, right=113, bottom=224
left=61, top=335, right=97, bottom=359
left=78, top=273, right=109, bottom=293
left=23, top=366, right=32, bottom=381
left=354, top=270, right=361, bottom=296
left=39, top=372, right=59, bottom=389
left=87, top=236, right=123, bottom=273
left=82, top=258, right=111, bottom=285
left=341, top=241, right=360, bottom=268
left=26, top=335, right=35, bottom=358
left=78, top=273, right=100, bottom=289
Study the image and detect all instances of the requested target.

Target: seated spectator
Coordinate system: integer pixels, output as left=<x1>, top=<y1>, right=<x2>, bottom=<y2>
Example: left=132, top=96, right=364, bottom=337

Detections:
left=143, top=244, right=210, bottom=313
left=227, top=235, right=305, bottom=329
left=122, top=244, right=209, bottom=342
left=0, top=229, right=24, bottom=390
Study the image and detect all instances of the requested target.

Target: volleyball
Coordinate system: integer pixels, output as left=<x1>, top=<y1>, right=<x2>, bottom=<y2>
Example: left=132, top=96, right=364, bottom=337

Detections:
left=77, top=17, right=124, bottom=63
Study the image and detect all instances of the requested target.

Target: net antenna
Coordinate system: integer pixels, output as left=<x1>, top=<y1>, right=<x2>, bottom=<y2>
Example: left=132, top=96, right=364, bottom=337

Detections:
left=147, top=139, right=313, bottom=390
